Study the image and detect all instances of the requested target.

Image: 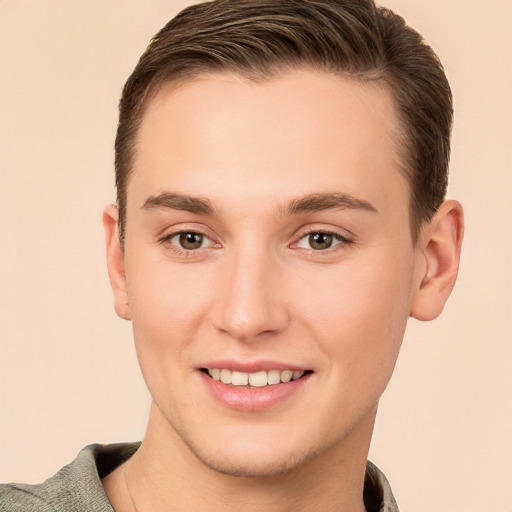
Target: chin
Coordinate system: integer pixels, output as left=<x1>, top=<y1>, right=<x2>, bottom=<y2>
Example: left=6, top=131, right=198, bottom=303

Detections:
left=189, top=443, right=314, bottom=478
left=178, top=424, right=338, bottom=478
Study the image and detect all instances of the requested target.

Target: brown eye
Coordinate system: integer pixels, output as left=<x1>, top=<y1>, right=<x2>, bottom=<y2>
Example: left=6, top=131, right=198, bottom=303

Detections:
left=179, top=232, right=204, bottom=250
left=308, top=232, right=333, bottom=250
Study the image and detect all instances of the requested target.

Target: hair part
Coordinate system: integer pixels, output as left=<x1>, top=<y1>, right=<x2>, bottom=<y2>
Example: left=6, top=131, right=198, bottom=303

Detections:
left=115, top=0, right=453, bottom=245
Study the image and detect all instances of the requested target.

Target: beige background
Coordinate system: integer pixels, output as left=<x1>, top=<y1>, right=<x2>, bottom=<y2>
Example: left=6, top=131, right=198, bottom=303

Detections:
left=1, top=1, right=511, bottom=510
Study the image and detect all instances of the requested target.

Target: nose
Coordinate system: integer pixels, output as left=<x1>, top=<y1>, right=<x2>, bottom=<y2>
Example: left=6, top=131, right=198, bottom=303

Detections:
left=213, top=243, right=290, bottom=342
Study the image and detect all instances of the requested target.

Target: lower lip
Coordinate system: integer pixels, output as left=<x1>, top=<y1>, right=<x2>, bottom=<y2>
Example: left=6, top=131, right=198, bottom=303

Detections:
left=199, top=371, right=312, bottom=411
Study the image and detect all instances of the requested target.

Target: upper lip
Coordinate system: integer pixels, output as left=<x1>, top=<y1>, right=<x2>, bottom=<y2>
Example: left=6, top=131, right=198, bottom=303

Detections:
left=199, top=360, right=310, bottom=373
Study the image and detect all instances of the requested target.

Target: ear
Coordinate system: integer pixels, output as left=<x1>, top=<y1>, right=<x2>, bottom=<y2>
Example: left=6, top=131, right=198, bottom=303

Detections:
left=103, top=204, right=131, bottom=321
left=410, top=199, right=464, bottom=321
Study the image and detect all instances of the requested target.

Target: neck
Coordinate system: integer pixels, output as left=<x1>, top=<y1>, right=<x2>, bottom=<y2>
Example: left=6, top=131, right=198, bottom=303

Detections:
left=104, top=402, right=376, bottom=512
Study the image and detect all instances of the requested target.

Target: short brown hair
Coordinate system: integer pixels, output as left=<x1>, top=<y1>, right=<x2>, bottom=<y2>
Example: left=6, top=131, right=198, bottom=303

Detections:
left=115, top=0, right=453, bottom=245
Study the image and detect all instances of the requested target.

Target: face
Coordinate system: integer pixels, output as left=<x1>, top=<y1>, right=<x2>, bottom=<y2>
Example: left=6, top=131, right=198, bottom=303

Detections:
left=117, top=70, right=422, bottom=476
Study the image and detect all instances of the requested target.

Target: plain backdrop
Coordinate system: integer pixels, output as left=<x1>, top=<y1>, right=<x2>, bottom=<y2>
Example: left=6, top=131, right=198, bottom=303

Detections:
left=0, top=1, right=511, bottom=511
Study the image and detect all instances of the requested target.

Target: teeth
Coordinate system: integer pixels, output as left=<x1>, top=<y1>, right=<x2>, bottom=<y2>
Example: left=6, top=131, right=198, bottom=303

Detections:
left=267, top=369, right=281, bottom=385
left=220, top=369, right=232, bottom=384
left=206, top=368, right=306, bottom=387
left=281, top=370, right=293, bottom=383
left=249, top=371, right=267, bottom=387
left=231, top=371, right=249, bottom=386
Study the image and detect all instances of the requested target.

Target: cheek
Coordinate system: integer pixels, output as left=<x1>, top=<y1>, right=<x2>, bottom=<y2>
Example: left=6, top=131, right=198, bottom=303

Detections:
left=126, top=263, right=218, bottom=415
left=292, top=252, right=413, bottom=378
left=124, top=253, right=217, bottom=377
left=127, top=249, right=214, bottom=327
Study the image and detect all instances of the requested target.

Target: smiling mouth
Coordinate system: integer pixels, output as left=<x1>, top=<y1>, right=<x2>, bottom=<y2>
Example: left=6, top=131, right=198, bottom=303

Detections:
left=201, top=368, right=313, bottom=388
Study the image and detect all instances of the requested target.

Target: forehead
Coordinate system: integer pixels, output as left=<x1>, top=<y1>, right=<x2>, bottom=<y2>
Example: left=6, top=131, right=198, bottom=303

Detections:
left=129, top=70, right=407, bottom=216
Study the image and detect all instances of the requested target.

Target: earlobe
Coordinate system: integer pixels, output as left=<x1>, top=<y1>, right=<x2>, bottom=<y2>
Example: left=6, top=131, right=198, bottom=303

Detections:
left=103, top=204, right=131, bottom=321
left=410, top=200, right=464, bottom=321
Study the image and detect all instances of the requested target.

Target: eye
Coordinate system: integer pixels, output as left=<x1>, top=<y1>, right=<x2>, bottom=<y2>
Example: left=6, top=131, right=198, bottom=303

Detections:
left=307, top=232, right=334, bottom=250
left=176, top=232, right=205, bottom=250
left=162, top=231, right=217, bottom=251
left=295, top=231, right=351, bottom=251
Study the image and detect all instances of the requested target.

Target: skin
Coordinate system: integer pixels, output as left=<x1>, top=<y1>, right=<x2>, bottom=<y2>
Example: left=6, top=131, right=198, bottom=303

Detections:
left=102, top=70, right=463, bottom=512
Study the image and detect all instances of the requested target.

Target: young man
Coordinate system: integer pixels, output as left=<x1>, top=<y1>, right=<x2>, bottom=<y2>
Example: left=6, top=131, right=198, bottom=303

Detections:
left=1, top=0, right=463, bottom=510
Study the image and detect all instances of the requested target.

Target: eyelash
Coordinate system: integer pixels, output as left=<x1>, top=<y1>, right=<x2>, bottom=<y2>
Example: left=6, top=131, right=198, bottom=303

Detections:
left=158, top=228, right=354, bottom=256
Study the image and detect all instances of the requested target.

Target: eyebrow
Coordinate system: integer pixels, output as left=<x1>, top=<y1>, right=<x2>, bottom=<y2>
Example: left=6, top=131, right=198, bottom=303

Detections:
left=141, top=191, right=378, bottom=217
left=142, top=193, right=215, bottom=215
left=282, top=192, right=378, bottom=216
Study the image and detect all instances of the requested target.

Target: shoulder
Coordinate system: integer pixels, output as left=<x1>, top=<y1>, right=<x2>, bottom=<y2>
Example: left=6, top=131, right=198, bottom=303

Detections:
left=365, top=460, right=400, bottom=512
left=0, top=483, right=55, bottom=512
left=0, top=443, right=140, bottom=512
